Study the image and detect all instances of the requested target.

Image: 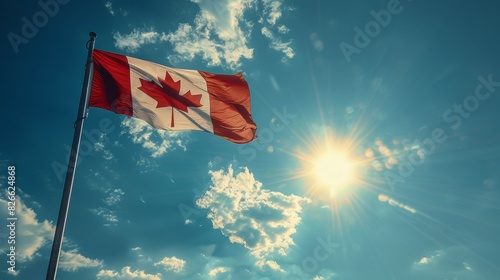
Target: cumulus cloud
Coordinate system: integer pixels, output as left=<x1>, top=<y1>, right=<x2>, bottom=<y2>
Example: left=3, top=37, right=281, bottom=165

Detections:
left=111, top=0, right=294, bottom=68
left=121, top=118, right=190, bottom=158
left=97, top=266, right=162, bottom=280
left=113, top=28, right=161, bottom=53
left=154, top=256, right=186, bottom=273
left=0, top=195, right=54, bottom=262
left=163, top=0, right=294, bottom=68
left=59, top=249, right=103, bottom=272
left=0, top=193, right=102, bottom=275
left=196, top=166, right=311, bottom=261
left=163, top=0, right=255, bottom=69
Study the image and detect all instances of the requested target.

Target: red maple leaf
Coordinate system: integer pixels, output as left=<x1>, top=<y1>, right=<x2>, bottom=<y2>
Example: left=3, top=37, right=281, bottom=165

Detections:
left=138, top=71, right=203, bottom=127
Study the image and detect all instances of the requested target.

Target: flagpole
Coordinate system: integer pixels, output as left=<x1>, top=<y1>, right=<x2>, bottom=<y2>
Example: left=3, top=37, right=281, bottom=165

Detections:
left=46, top=32, right=97, bottom=280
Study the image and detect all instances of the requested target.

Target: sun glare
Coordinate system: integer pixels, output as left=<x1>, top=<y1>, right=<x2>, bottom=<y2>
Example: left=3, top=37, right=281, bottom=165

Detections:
left=283, top=125, right=371, bottom=200
left=313, top=151, right=357, bottom=191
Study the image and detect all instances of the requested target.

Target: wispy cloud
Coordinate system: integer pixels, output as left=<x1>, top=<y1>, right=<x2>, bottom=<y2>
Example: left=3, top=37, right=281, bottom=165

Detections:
left=154, top=256, right=186, bottom=273
left=59, top=249, right=103, bottom=272
left=197, top=165, right=311, bottom=263
left=94, top=133, right=115, bottom=160
left=105, top=1, right=128, bottom=17
left=104, top=188, right=125, bottom=206
left=411, top=247, right=481, bottom=279
left=113, top=28, right=161, bottom=53
left=90, top=207, right=119, bottom=226
left=256, top=260, right=284, bottom=271
left=105, top=2, right=115, bottom=16
left=261, top=27, right=294, bottom=61
left=97, top=266, right=162, bottom=280
left=121, top=118, right=190, bottom=158
left=260, top=0, right=295, bottom=61
left=262, top=0, right=282, bottom=25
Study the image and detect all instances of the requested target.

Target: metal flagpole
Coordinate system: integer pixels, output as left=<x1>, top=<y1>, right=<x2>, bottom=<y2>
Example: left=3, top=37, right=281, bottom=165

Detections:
left=46, top=32, right=97, bottom=280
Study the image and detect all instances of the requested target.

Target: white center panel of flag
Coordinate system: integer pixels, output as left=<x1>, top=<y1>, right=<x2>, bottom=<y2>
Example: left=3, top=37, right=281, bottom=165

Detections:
left=127, top=56, right=214, bottom=133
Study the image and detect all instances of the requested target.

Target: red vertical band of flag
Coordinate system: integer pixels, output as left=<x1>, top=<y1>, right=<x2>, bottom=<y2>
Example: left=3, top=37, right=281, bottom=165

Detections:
left=89, top=49, right=257, bottom=143
left=90, top=51, right=133, bottom=116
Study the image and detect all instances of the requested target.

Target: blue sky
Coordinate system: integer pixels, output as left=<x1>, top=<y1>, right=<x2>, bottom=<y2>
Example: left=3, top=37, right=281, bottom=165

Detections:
left=1, top=0, right=500, bottom=279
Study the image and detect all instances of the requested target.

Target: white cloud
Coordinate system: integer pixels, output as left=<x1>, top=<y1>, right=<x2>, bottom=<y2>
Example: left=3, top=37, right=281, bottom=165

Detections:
left=418, top=257, right=429, bottom=265
left=163, top=0, right=255, bottom=69
left=412, top=248, right=480, bottom=279
left=105, top=2, right=115, bottom=15
left=260, top=0, right=295, bottom=61
left=208, top=266, right=228, bottom=277
left=97, top=266, right=162, bottom=280
left=59, top=249, right=103, bottom=272
left=262, top=0, right=283, bottom=25
left=154, top=256, right=186, bottom=273
left=104, top=188, right=125, bottom=206
left=94, top=134, right=115, bottom=161
left=91, top=207, right=119, bottom=226
left=0, top=195, right=54, bottom=262
left=412, top=250, right=443, bottom=269
left=261, top=27, right=295, bottom=60
left=0, top=194, right=100, bottom=275
left=277, top=24, right=290, bottom=34
left=105, top=2, right=128, bottom=17
left=121, top=118, right=190, bottom=158
left=256, top=260, right=284, bottom=271
left=111, top=0, right=294, bottom=68
left=113, top=28, right=161, bottom=53
left=196, top=166, right=311, bottom=260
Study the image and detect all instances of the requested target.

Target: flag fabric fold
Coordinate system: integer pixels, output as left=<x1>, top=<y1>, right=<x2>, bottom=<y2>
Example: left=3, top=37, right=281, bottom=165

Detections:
left=89, top=49, right=257, bottom=143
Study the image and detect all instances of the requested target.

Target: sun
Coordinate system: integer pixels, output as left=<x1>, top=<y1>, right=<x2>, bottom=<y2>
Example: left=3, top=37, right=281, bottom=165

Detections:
left=314, top=151, right=356, bottom=187
left=282, top=126, right=369, bottom=199
left=312, top=150, right=357, bottom=192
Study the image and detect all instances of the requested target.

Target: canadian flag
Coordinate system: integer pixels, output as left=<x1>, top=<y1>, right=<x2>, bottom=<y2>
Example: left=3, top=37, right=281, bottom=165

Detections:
left=89, top=50, right=257, bottom=143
